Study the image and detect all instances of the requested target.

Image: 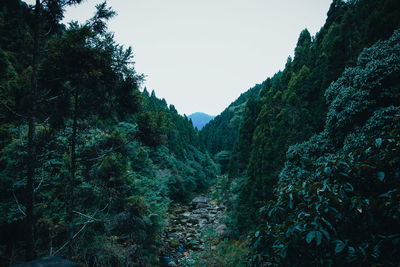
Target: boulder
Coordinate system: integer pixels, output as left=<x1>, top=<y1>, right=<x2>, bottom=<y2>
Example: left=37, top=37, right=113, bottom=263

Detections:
left=192, top=208, right=208, bottom=214
left=216, top=224, right=227, bottom=236
left=188, top=217, right=199, bottom=224
left=190, top=196, right=208, bottom=208
left=200, top=213, right=209, bottom=219
left=170, top=240, right=180, bottom=248
left=198, top=219, right=208, bottom=228
left=167, top=261, right=177, bottom=266
left=11, top=257, right=78, bottom=267
left=196, top=203, right=209, bottom=208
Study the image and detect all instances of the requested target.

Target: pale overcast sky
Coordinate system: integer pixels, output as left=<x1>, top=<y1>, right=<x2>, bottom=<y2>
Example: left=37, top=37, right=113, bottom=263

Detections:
left=26, top=0, right=332, bottom=115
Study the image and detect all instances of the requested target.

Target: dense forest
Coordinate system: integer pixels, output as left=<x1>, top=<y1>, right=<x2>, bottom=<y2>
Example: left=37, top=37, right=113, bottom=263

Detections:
left=0, top=0, right=216, bottom=266
left=0, top=0, right=399, bottom=266
left=201, top=0, right=400, bottom=266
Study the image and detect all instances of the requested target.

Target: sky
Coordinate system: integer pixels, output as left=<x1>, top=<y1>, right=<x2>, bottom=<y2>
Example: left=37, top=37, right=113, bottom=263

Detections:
left=26, top=0, right=333, bottom=115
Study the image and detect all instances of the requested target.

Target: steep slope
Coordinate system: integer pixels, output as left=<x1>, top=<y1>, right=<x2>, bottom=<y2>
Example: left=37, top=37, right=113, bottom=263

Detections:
left=197, top=0, right=400, bottom=265
left=249, top=29, right=400, bottom=266
left=188, top=112, right=215, bottom=130
left=204, top=0, right=400, bottom=175
left=233, top=0, right=400, bottom=232
left=199, top=84, right=262, bottom=173
left=199, top=84, right=261, bottom=150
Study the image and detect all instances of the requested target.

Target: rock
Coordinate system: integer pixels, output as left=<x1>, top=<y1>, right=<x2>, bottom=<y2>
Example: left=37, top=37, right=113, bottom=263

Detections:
left=160, top=194, right=226, bottom=264
left=192, top=208, right=208, bottom=214
left=188, top=217, right=198, bottom=224
left=216, top=224, right=227, bottom=236
left=169, top=226, right=180, bottom=232
left=188, top=240, right=201, bottom=250
left=174, top=207, right=186, bottom=214
left=170, top=240, right=180, bottom=248
left=196, top=202, right=209, bottom=208
left=11, top=257, right=79, bottom=267
left=200, top=213, right=209, bottom=219
left=191, top=196, right=208, bottom=207
left=161, top=255, right=174, bottom=265
left=198, top=219, right=207, bottom=228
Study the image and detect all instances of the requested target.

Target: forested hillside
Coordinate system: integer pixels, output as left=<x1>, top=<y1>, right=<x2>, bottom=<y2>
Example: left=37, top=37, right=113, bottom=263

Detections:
left=0, top=1, right=215, bottom=266
left=232, top=0, right=400, bottom=233
left=247, top=29, right=400, bottom=266
left=1, top=0, right=400, bottom=266
left=200, top=84, right=262, bottom=172
left=199, top=0, right=400, bottom=266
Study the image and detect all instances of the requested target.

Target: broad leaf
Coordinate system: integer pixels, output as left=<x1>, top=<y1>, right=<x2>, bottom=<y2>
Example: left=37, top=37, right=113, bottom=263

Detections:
left=335, top=240, right=346, bottom=254
left=306, top=231, right=315, bottom=244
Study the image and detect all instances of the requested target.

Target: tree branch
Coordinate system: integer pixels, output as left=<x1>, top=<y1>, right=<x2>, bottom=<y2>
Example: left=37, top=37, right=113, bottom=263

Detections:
left=73, top=210, right=99, bottom=221
left=12, top=188, right=26, bottom=217
left=0, top=101, right=28, bottom=119
left=52, top=203, right=109, bottom=255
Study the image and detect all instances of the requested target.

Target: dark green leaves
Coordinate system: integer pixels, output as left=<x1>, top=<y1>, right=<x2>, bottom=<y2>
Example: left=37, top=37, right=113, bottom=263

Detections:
left=305, top=231, right=313, bottom=244
left=335, top=240, right=346, bottom=254
left=324, top=167, right=332, bottom=175
left=306, top=231, right=323, bottom=246
left=243, top=28, right=400, bottom=266
left=88, top=1, right=116, bottom=34
left=375, top=138, right=383, bottom=148
left=288, top=193, right=294, bottom=209
left=376, top=171, right=385, bottom=181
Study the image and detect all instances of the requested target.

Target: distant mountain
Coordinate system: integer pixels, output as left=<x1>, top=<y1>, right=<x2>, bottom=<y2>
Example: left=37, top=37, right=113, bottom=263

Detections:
left=188, top=112, right=215, bottom=130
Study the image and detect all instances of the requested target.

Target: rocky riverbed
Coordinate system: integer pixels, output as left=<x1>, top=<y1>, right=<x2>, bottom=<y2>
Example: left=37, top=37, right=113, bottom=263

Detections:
left=160, top=195, right=226, bottom=266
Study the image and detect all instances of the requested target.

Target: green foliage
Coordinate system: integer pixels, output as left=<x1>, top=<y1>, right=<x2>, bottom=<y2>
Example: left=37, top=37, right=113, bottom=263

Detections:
left=248, top=30, right=400, bottom=266
left=185, top=239, right=249, bottom=267
left=182, top=227, right=250, bottom=267
left=198, top=0, right=400, bottom=265
left=200, top=84, right=262, bottom=157
left=325, top=31, right=400, bottom=144
left=213, top=150, right=232, bottom=174
left=225, top=0, right=400, bottom=234
left=2, top=0, right=399, bottom=266
left=228, top=97, right=261, bottom=177
left=0, top=1, right=216, bottom=266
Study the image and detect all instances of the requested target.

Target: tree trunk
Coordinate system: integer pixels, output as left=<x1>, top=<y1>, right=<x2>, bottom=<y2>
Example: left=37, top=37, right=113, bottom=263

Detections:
left=26, top=0, right=40, bottom=260
left=67, top=86, right=79, bottom=255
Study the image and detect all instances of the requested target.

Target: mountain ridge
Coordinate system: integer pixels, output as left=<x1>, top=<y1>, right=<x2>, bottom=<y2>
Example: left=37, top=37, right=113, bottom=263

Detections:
left=188, top=112, right=215, bottom=130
